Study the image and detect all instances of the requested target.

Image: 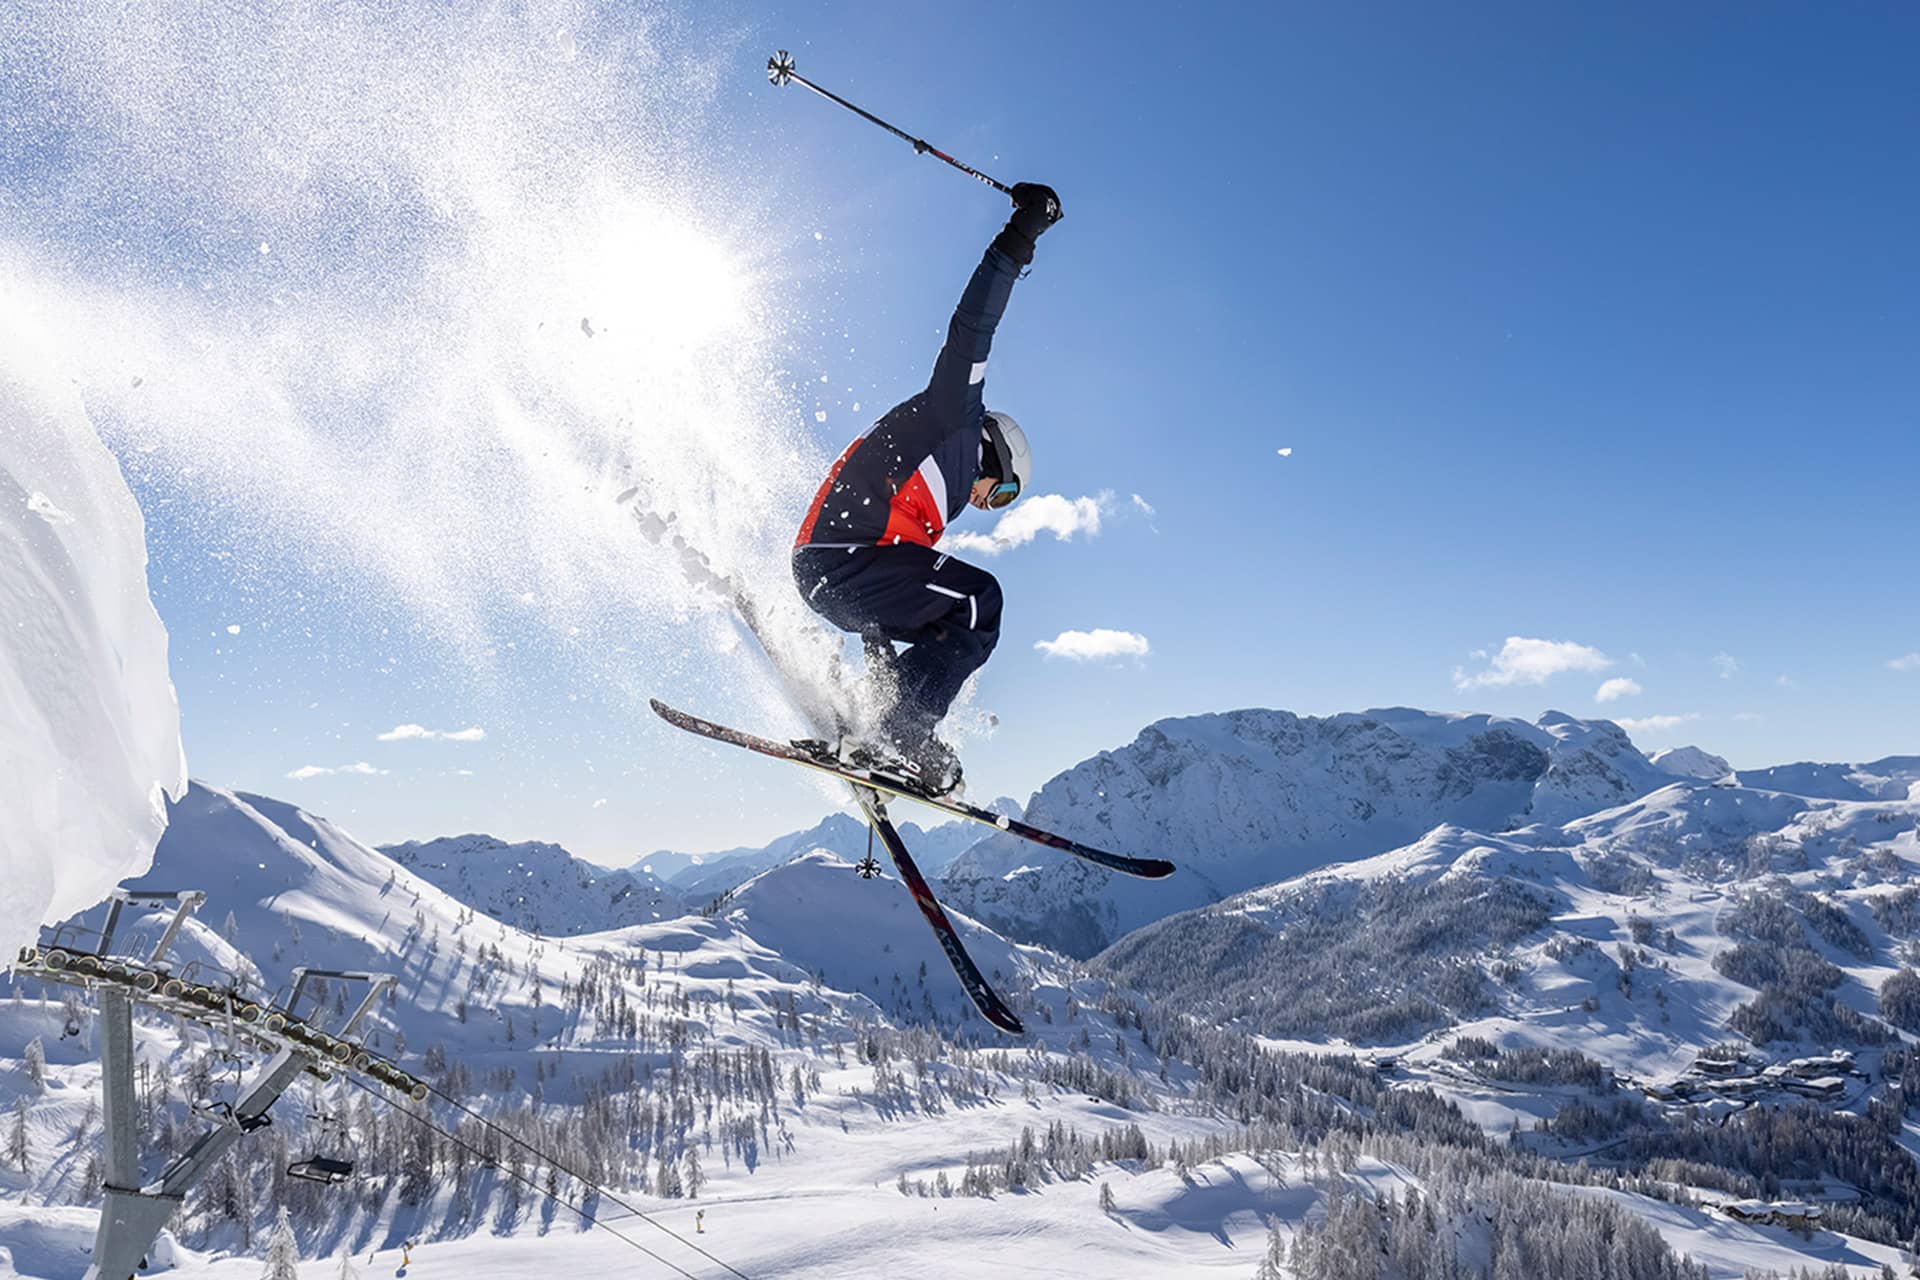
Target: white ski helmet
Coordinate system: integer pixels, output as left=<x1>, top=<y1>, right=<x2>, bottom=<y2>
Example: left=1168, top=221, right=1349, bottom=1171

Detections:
left=981, top=410, right=1031, bottom=507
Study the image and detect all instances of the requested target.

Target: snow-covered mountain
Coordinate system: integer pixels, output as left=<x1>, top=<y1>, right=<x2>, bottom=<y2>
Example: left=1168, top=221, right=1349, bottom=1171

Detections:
left=379, top=833, right=684, bottom=935
left=11, top=757, right=1920, bottom=1279
left=1098, top=769, right=1920, bottom=1069
left=1734, top=755, right=1920, bottom=802
left=640, top=801, right=1015, bottom=902
left=943, top=707, right=1671, bottom=957
left=1648, top=744, right=1734, bottom=781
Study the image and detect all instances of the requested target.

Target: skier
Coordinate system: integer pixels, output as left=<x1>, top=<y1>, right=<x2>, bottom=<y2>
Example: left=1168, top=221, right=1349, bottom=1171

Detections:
left=791, top=181, right=1062, bottom=798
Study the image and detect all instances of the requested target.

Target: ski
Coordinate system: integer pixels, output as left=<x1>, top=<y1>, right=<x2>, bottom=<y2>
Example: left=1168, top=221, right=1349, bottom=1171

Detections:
left=649, top=699, right=1176, bottom=880
left=850, top=786, right=1024, bottom=1034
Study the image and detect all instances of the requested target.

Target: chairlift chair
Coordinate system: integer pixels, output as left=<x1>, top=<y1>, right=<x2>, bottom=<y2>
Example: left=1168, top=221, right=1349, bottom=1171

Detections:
left=287, top=1154, right=354, bottom=1185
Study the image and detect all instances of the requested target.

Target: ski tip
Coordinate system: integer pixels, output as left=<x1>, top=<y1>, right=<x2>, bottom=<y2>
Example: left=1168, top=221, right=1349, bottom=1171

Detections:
left=988, top=1010, right=1026, bottom=1035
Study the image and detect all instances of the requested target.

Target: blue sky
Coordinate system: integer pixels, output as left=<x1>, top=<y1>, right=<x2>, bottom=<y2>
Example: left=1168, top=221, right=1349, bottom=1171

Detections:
left=5, top=1, right=1917, bottom=860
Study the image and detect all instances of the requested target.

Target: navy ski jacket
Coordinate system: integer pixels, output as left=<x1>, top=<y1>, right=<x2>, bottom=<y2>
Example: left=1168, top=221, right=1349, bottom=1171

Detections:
left=794, top=242, right=1021, bottom=550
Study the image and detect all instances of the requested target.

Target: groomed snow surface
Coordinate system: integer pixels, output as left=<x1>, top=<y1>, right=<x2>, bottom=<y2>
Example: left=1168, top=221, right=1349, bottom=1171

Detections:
left=0, top=341, right=185, bottom=962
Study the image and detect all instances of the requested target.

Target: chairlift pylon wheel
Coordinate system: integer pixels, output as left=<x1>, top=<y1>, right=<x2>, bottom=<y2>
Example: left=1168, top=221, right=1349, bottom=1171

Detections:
left=44, top=949, right=69, bottom=970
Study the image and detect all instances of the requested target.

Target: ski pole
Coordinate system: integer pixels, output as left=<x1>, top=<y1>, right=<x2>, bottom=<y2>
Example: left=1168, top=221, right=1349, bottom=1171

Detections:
left=766, top=50, right=1012, bottom=197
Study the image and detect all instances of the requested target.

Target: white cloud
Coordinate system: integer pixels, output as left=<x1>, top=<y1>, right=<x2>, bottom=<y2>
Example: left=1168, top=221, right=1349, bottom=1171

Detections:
left=1732, top=712, right=1763, bottom=723
left=1774, top=674, right=1796, bottom=689
left=1594, top=677, right=1642, bottom=704
left=941, top=492, right=1110, bottom=556
left=1614, top=713, right=1701, bottom=736
left=285, top=761, right=387, bottom=780
left=592, top=798, right=608, bottom=809
left=1712, top=652, right=1740, bottom=679
left=1453, top=637, right=1612, bottom=690
left=378, top=723, right=486, bottom=743
left=1889, top=653, right=1920, bottom=672
left=1034, top=629, right=1150, bottom=662
left=1130, top=494, right=1156, bottom=518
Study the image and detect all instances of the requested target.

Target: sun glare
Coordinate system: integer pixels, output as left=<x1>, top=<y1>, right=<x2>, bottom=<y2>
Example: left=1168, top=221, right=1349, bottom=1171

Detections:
left=561, top=206, right=747, bottom=354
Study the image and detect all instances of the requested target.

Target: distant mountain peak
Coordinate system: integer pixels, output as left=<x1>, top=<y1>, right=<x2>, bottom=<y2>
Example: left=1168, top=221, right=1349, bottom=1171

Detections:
left=1647, top=745, right=1733, bottom=781
left=380, top=832, right=682, bottom=935
left=943, top=705, right=1672, bottom=956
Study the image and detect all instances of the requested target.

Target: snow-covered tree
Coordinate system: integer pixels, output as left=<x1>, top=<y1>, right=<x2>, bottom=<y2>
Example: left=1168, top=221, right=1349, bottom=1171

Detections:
left=22, top=1035, right=46, bottom=1089
left=262, top=1205, right=299, bottom=1279
left=7, top=1097, right=29, bottom=1171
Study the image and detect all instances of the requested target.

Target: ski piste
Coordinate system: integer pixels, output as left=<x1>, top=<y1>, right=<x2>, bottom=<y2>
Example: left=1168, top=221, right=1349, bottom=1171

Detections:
left=649, top=699, right=1176, bottom=880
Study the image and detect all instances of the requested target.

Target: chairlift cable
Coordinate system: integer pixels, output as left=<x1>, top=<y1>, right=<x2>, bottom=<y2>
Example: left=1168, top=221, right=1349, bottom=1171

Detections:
left=409, top=1078, right=754, bottom=1280
left=340, top=1074, right=709, bottom=1280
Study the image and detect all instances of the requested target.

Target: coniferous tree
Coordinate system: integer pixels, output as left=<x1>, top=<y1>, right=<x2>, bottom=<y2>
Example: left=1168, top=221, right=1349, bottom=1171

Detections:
left=23, top=1036, right=47, bottom=1090
left=262, top=1205, right=299, bottom=1280
left=7, top=1097, right=28, bottom=1172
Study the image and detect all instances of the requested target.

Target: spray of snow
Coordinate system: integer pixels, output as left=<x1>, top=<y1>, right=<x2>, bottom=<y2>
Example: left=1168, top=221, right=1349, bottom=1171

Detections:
left=0, top=2, right=830, bottom=734
left=0, top=347, right=187, bottom=958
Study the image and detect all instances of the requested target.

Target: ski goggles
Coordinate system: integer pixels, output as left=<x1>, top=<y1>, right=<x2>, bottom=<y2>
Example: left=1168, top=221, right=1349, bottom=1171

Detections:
left=984, top=477, right=1021, bottom=510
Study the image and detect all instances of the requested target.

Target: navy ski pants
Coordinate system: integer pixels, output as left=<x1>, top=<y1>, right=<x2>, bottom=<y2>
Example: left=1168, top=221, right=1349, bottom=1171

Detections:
left=792, top=544, right=1003, bottom=744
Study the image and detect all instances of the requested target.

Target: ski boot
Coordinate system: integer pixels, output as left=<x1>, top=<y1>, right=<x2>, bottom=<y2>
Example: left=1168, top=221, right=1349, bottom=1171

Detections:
left=843, top=734, right=965, bottom=802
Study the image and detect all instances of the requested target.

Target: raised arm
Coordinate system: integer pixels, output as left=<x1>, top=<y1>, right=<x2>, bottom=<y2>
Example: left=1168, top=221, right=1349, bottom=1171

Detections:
left=924, top=183, right=1063, bottom=421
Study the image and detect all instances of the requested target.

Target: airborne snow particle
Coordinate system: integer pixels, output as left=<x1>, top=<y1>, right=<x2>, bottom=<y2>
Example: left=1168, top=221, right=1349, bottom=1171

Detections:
left=814, top=231, right=823, bottom=241
left=226, top=624, right=241, bottom=635
left=815, top=410, right=827, bottom=423
left=258, top=242, right=270, bottom=255
left=1276, top=447, right=1293, bottom=457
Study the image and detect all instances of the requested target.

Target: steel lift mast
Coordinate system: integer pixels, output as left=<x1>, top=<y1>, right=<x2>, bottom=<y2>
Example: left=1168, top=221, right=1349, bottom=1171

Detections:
left=17, top=890, right=426, bottom=1280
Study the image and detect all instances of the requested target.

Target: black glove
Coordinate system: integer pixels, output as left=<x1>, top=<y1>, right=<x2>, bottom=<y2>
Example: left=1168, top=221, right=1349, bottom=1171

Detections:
left=992, top=182, right=1063, bottom=266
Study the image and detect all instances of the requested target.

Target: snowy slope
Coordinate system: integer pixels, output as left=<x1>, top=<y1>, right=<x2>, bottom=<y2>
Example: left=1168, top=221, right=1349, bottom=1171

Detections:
left=943, top=707, right=1671, bottom=957
left=9, top=769, right=1920, bottom=1279
left=1100, top=773, right=1920, bottom=1077
left=714, top=851, right=1054, bottom=1031
left=0, top=348, right=186, bottom=961
left=379, top=833, right=685, bottom=935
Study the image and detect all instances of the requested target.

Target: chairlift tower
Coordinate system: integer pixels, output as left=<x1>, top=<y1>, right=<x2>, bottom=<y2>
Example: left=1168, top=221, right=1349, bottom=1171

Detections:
left=17, top=889, right=427, bottom=1280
